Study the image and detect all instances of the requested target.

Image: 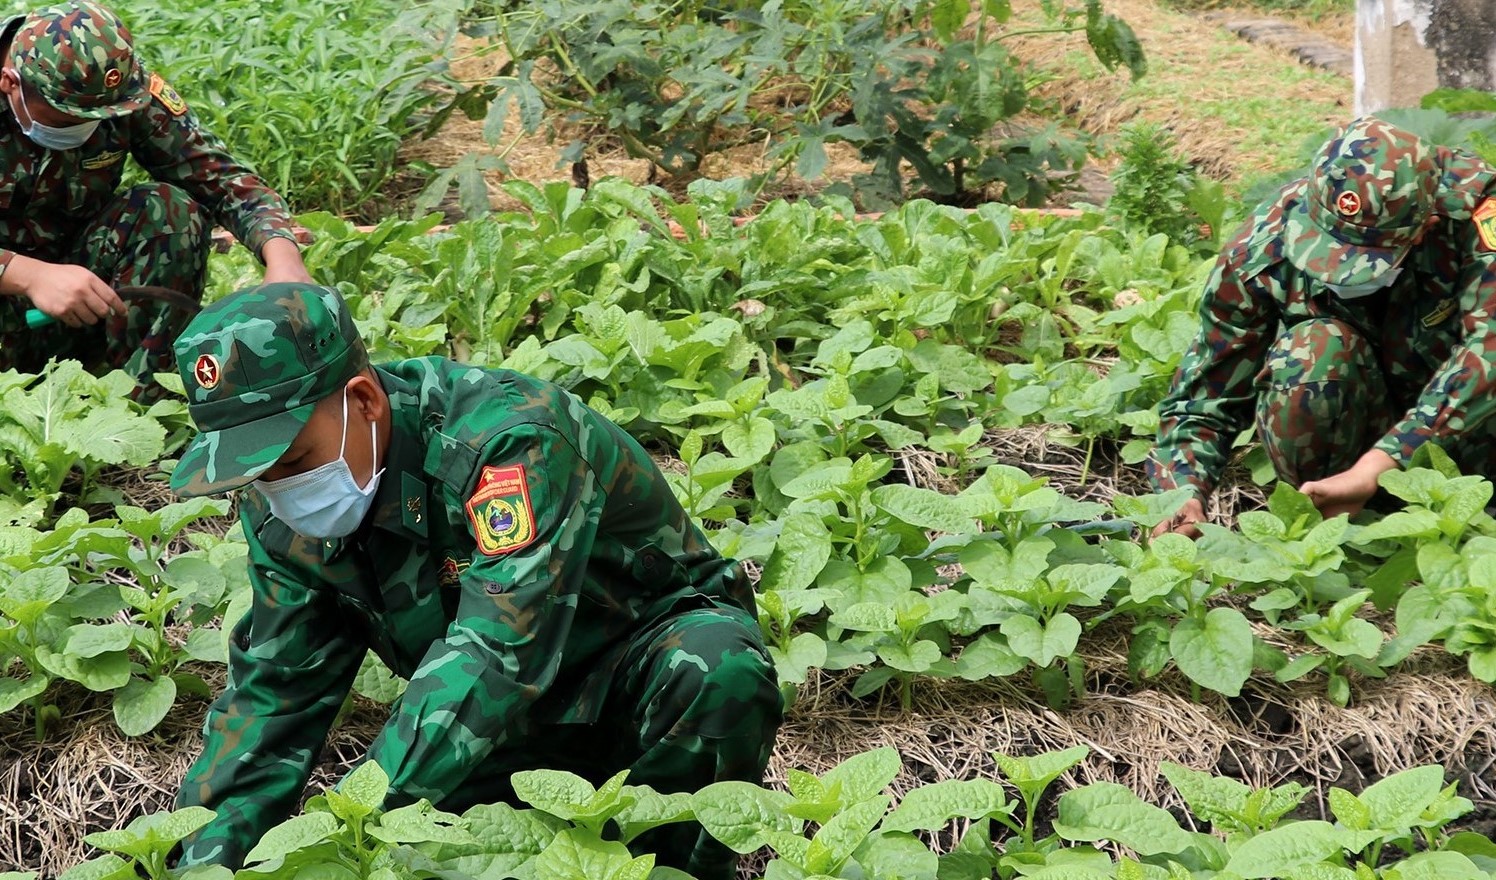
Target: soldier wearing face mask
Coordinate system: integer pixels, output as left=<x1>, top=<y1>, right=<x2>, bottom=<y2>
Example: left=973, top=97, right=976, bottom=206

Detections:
left=166, top=284, right=783, bottom=879
left=0, top=1, right=311, bottom=400
left=1150, top=116, right=1496, bottom=537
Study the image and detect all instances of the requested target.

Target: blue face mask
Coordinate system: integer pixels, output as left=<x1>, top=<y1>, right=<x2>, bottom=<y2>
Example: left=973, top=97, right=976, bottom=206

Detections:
left=11, top=80, right=98, bottom=151
left=1326, top=265, right=1403, bottom=300
left=253, top=388, right=384, bottom=539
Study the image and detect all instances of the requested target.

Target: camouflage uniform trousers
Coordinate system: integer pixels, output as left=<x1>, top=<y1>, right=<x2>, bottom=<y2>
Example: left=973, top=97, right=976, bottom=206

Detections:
left=0, top=182, right=209, bottom=399
left=1256, top=317, right=1496, bottom=484
left=429, top=604, right=782, bottom=880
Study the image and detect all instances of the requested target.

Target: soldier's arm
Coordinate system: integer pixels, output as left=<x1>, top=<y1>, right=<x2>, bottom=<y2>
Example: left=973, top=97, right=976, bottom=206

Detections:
left=1372, top=227, right=1496, bottom=464
left=1148, top=255, right=1274, bottom=499
left=363, top=423, right=604, bottom=806
left=175, top=516, right=362, bottom=869
left=125, top=75, right=298, bottom=262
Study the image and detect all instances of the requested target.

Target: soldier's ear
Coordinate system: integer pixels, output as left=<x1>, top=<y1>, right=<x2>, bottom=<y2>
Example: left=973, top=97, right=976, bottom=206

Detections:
left=345, top=373, right=386, bottom=423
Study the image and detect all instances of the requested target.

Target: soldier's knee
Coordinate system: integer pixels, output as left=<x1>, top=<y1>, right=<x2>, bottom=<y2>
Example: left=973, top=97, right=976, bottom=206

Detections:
left=655, top=610, right=781, bottom=729
left=1264, top=318, right=1376, bottom=385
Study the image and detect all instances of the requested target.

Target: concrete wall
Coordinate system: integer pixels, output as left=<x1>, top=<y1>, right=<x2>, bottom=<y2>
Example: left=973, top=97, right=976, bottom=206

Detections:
left=1356, top=0, right=1496, bottom=115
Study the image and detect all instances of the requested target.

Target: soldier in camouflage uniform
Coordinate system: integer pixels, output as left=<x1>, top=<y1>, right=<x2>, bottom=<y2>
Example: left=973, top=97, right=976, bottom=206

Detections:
left=0, top=1, right=310, bottom=398
left=1150, top=116, right=1496, bottom=536
left=169, top=283, right=783, bottom=878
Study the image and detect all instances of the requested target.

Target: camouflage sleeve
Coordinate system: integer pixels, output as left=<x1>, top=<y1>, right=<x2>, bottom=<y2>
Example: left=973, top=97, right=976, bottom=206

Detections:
left=1373, top=231, right=1496, bottom=465
left=363, top=423, right=601, bottom=806
left=126, top=75, right=297, bottom=259
left=1148, top=254, right=1274, bottom=499
left=175, top=514, right=362, bottom=869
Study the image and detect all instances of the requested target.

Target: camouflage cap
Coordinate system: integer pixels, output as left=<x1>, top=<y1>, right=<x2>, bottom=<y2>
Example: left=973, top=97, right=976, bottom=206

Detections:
left=169, top=283, right=370, bottom=498
left=5, top=1, right=148, bottom=119
left=1283, top=116, right=1439, bottom=286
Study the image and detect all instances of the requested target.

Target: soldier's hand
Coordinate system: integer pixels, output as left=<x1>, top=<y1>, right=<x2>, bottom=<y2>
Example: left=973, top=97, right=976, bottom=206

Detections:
left=9, top=256, right=127, bottom=328
left=1152, top=497, right=1206, bottom=540
left=1300, top=450, right=1397, bottom=519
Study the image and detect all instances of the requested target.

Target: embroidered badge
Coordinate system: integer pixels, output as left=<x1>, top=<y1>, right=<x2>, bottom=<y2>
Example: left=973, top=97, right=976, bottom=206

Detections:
left=1475, top=199, right=1496, bottom=251
left=1422, top=298, right=1457, bottom=327
left=81, top=149, right=124, bottom=171
left=193, top=354, right=220, bottom=390
left=438, top=556, right=468, bottom=586
left=1335, top=191, right=1362, bottom=217
left=149, top=73, right=188, bottom=117
left=103, top=68, right=122, bottom=89
left=465, top=464, right=536, bottom=556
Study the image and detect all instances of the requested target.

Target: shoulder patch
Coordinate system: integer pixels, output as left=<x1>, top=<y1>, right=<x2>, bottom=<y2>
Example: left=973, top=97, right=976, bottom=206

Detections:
left=1475, top=199, right=1496, bottom=251
left=148, top=72, right=188, bottom=117
left=465, top=464, right=536, bottom=557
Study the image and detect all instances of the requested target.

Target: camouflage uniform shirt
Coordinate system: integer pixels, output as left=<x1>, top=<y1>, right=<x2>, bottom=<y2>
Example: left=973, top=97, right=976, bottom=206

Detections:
left=1150, top=147, right=1496, bottom=498
left=0, top=15, right=295, bottom=270
left=175, top=356, right=757, bottom=867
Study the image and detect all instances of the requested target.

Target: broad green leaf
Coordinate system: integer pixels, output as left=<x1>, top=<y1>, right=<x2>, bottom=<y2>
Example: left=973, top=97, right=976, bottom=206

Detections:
left=1328, top=788, right=1372, bottom=831
left=1237, top=511, right=1287, bottom=543
left=1357, top=765, right=1445, bottom=832
left=721, top=417, right=775, bottom=462
left=0, top=674, right=48, bottom=714
left=1224, top=821, right=1370, bottom=877
left=830, top=602, right=898, bottom=633
left=533, top=827, right=652, bottom=880
left=954, top=633, right=1026, bottom=680
left=113, top=675, right=177, bottom=736
left=243, top=813, right=340, bottom=865
left=1159, top=762, right=1250, bottom=828
left=853, top=831, right=939, bottom=880
left=36, top=645, right=130, bottom=693
left=995, top=745, right=1090, bottom=789
left=882, top=780, right=1013, bottom=832
left=1053, top=782, right=1192, bottom=856
left=614, top=787, right=694, bottom=844
left=369, top=802, right=473, bottom=846
left=337, top=760, right=392, bottom=813
left=460, top=801, right=566, bottom=855
left=63, top=622, right=135, bottom=658
left=880, top=639, right=943, bottom=673
left=56, top=855, right=134, bottom=880
left=871, top=484, right=977, bottom=535
left=769, top=632, right=828, bottom=685
left=760, top=515, right=833, bottom=592
left=1170, top=608, right=1253, bottom=697
left=0, top=566, right=69, bottom=626
left=1001, top=613, right=1080, bottom=667
left=804, top=796, right=889, bottom=874
left=70, top=406, right=167, bottom=466
left=1385, top=851, right=1486, bottom=880
left=691, top=781, right=800, bottom=854
left=822, top=747, right=903, bottom=803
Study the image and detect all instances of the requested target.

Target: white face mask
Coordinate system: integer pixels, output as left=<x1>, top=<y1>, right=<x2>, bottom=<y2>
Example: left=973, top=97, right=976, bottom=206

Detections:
left=253, top=388, right=385, bottom=539
left=1326, top=266, right=1403, bottom=300
left=10, top=80, right=98, bottom=151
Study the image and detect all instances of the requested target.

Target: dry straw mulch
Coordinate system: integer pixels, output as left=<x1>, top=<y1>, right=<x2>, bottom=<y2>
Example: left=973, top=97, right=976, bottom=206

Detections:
left=5, top=643, right=1493, bottom=876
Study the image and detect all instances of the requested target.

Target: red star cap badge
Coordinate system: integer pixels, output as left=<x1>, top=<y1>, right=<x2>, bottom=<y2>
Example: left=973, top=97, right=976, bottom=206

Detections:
left=194, top=354, right=221, bottom=390
left=1335, top=190, right=1362, bottom=217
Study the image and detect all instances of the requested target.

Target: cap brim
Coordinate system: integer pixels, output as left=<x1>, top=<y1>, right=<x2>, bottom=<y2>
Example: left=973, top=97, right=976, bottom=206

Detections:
left=1283, top=188, right=1409, bottom=286
left=69, top=92, right=150, bottom=119
left=169, top=401, right=318, bottom=497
